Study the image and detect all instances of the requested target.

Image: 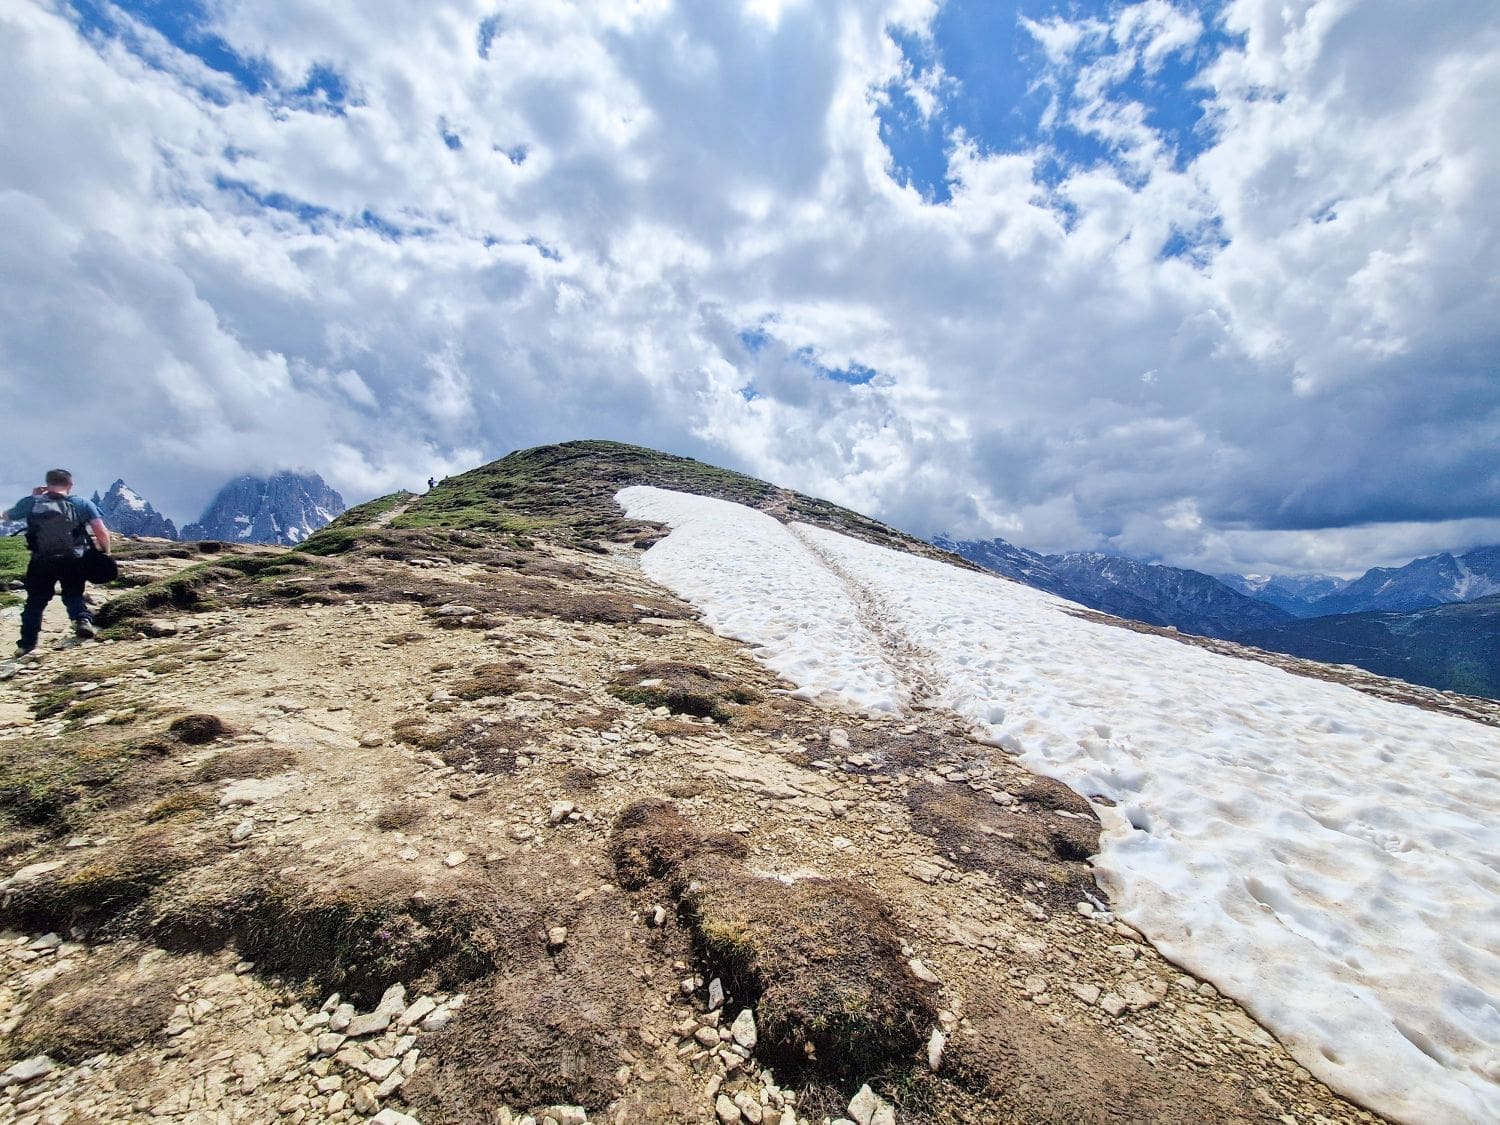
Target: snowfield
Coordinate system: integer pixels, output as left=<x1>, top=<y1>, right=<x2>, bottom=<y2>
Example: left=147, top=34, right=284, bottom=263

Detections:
left=618, top=486, right=1500, bottom=1125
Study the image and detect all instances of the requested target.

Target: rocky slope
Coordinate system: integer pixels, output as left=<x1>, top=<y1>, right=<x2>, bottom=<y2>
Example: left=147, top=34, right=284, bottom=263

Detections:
left=91, top=480, right=178, bottom=540
left=0, top=440, right=1447, bottom=1125
left=182, top=472, right=345, bottom=546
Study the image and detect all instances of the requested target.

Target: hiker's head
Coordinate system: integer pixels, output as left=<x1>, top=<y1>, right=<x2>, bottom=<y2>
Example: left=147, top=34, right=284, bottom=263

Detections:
left=44, top=469, right=73, bottom=494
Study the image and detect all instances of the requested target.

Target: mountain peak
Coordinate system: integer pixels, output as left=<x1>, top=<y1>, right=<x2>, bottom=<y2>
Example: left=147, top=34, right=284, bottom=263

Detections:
left=182, top=470, right=345, bottom=546
left=92, top=478, right=178, bottom=539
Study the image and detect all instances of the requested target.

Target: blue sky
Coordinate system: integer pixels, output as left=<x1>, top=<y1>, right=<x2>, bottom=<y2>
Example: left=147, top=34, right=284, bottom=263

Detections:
left=2, top=0, right=1498, bottom=575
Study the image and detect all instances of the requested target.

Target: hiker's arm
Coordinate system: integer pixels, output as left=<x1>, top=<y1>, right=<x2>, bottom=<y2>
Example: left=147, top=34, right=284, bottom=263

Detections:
left=89, top=518, right=111, bottom=554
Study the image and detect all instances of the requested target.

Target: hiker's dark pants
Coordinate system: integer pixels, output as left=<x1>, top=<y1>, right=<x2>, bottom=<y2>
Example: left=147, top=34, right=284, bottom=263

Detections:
left=20, top=556, right=89, bottom=648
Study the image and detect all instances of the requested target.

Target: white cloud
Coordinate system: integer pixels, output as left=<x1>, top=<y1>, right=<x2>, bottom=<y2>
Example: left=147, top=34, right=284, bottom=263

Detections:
left=0, top=0, right=1496, bottom=577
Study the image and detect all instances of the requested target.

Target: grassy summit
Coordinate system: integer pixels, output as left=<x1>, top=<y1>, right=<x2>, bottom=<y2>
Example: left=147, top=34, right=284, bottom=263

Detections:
left=371, top=440, right=962, bottom=565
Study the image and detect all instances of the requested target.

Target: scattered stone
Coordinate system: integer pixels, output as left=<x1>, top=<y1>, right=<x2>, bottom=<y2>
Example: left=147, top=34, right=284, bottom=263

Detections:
left=1100, top=992, right=1129, bottom=1017
left=1069, top=983, right=1102, bottom=1006
left=652, top=904, right=669, bottom=927
left=362, top=1057, right=401, bottom=1082
left=26, top=933, right=62, bottom=952
left=352, top=1084, right=380, bottom=1115
left=547, top=926, right=569, bottom=949
left=927, top=1029, right=945, bottom=1072
left=734, top=1091, right=764, bottom=1123
left=545, top=1108, right=586, bottom=1125
left=372, top=1110, right=421, bottom=1125
left=0, top=1056, right=55, bottom=1088
left=445, top=851, right=468, bottom=867
left=397, top=996, right=437, bottom=1029
left=434, top=604, right=481, bottom=617
left=315, top=1033, right=346, bottom=1056
left=730, top=1008, right=757, bottom=1050
left=345, top=1010, right=393, bottom=1038
left=1121, top=981, right=1164, bottom=1011
left=828, top=728, right=851, bottom=750
left=848, top=1084, right=881, bottom=1125
left=707, top=978, right=725, bottom=1010
left=329, top=1003, right=355, bottom=1032
left=716, top=1093, right=742, bottom=1123
left=908, top=958, right=941, bottom=984
left=230, top=819, right=255, bottom=843
left=548, top=800, right=575, bottom=825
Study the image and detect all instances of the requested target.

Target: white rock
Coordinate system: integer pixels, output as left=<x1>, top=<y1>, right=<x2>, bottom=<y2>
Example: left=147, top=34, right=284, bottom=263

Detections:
left=908, top=958, right=941, bottom=984
left=548, top=800, right=575, bottom=826
left=433, top=604, right=480, bottom=617
left=734, top=1091, right=764, bottom=1123
left=397, top=996, right=437, bottom=1029
left=730, top=1008, right=757, bottom=1050
left=548, top=926, right=569, bottom=949
left=1069, top=983, right=1102, bottom=1006
left=345, top=1010, right=393, bottom=1038
left=848, top=1084, right=880, bottom=1125
left=352, top=1084, right=380, bottom=1115
left=0, top=1055, right=55, bottom=1087
left=1100, top=992, right=1128, bottom=1017
left=707, top=978, right=725, bottom=1010
left=230, top=819, right=255, bottom=843
left=716, top=1093, right=743, bottom=1123
left=927, top=1028, right=946, bottom=1072
left=378, top=983, right=408, bottom=1015
left=329, top=1003, right=355, bottom=1031
left=372, top=1110, right=422, bottom=1125
left=445, top=851, right=468, bottom=867
left=545, top=1108, right=586, bottom=1125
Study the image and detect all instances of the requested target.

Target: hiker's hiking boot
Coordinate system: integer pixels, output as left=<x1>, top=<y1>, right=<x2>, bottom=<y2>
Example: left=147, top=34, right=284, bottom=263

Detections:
left=13, top=643, right=36, bottom=659
left=74, top=618, right=98, bottom=640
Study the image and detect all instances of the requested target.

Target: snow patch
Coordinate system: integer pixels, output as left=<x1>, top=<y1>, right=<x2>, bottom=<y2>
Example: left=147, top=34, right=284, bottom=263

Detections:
left=617, top=485, right=1500, bottom=1125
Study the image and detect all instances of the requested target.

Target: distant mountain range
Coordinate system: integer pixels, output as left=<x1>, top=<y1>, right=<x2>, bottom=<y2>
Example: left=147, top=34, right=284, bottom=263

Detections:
left=182, top=472, right=346, bottom=545
left=1216, top=572, right=1350, bottom=617
left=936, top=534, right=1500, bottom=699
left=931, top=536, right=1291, bottom=640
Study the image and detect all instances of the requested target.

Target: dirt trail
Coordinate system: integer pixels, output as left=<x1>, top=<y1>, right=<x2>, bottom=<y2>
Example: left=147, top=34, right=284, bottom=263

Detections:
left=0, top=530, right=1380, bottom=1125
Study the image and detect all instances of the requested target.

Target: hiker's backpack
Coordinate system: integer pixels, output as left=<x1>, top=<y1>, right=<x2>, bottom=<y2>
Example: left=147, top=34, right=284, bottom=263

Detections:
left=27, top=495, right=84, bottom=560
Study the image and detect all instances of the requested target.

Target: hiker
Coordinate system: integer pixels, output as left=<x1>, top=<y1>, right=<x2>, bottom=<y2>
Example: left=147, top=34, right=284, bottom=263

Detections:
left=427, top=476, right=436, bottom=490
left=2, top=469, right=111, bottom=656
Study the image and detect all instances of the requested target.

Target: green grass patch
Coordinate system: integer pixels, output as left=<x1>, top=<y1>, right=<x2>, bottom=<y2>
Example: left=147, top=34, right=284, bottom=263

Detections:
left=0, top=536, right=27, bottom=585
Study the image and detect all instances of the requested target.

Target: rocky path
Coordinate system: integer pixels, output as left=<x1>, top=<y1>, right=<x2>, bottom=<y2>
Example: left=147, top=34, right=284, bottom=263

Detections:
left=0, top=532, right=1381, bottom=1125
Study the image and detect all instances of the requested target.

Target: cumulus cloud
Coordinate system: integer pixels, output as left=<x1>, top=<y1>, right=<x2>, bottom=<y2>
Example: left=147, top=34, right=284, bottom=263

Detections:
left=0, top=0, right=1496, bottom=575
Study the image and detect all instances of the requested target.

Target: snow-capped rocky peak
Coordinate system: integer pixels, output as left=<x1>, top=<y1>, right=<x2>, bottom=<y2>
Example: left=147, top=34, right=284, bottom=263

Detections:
left=182, top=472, right=346, bottom=546
left=92, top=479, right=178, bottom=539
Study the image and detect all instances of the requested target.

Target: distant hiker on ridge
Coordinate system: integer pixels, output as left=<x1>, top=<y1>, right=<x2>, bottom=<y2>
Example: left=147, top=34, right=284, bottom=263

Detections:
left=3, top=469, right=111, bottom=656
left=427, top=477, right=436, bottom=491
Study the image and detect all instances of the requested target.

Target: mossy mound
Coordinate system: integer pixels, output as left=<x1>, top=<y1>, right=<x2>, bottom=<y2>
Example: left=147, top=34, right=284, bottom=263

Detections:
left=609, top=800, right=938, bottom=1082
left=608, top=661, right=761, bottom=723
